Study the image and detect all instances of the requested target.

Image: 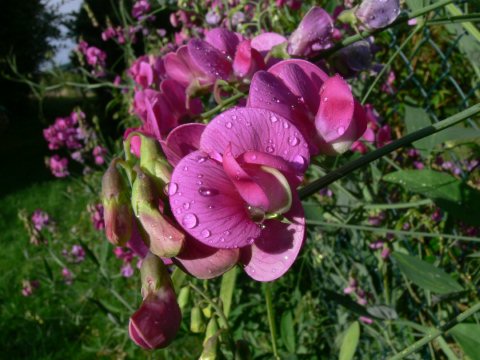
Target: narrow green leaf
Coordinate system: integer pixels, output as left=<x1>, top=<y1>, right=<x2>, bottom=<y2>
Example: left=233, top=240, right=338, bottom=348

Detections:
left=43, top=258, right=53, bottom=280
left=446, top=4, right=480, bottom=42
left=392, top=252, right=463, bottom=294
left=280, top=310, right=296, bottom=354
left=383, top=170, right=480, bottom=225
left=404, top=105, right=433, bottom=157
left=339, top=321, right=360, bottom=360
left=219, top=266, right=237, bottom=318
left=450, top=324, right=480, bottom=359
left=367, top=305, right=398, bottom=320
left=436, top=336, right=460, bottom=360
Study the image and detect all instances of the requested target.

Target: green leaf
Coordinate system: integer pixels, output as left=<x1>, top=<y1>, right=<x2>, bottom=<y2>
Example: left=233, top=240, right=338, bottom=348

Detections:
left=219, top=266, right=237, bottom=318
left=367, top=305, right=398, bottom=320
left=339, top=322, right=360, bottom=360
left=280, top=310, right=296, bottom=354
left=404, top=105, right=433, bottom=157
left=43, top=258, right=53, bottom=280
left=325, top=290, right=373, bottom=319
left=383, top=170, right=480, bottom=225
left=392, top=252, right=463, bottom=294
left=450, top=324, right=480, bottom=359
left=171, top=267, right=187, bottom=293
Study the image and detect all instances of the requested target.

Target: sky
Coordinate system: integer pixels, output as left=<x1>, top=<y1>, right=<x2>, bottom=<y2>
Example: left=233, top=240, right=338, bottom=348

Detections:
left=48, top=0, right=83, bottom=65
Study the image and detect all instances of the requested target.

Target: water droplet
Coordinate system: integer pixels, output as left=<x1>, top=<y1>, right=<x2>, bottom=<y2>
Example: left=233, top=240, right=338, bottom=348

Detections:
left=175, top=208, right=182, bottom=214
left=266, top=145, right=275, bottom=153
left=197, top=174, right=203, bottom=178
left=337, top=126, right=345, bottom=136
left=223, top=230, right=231, bottom=236
left=166, top=182, right=178, bottom=196
left=183, top=166, right=188, bottom=171
left=283, top=122, right=290, bottom=129
left=284, top=255, right=289, bottom=260
left=198, top=187, right=219, bottom=197
left=251, top=154, right=257, bottom=160
left=270, top=115, right=279, bottom=123
left=196, top=180, right=203, bottom=185
left=219, top=237, right=225, bottom=242
left=201, top=229, right=211, bottom=238
left=225, top=121, right=233, bottom=129
left=288, top=136, right=299, bottom=146
left=183, top=202, right=190, bottom=210
left=196, top=155, right=208, bottom=163
left=323, top=97, right=329, bottom=102
left=182, top=213, right=198, bottom=229
left=273, top=97, right=280, bottom=103
left=247, top=205, right=265, bottom=222
left=231, top=115, right=237, bottom=120
left=208, top=205, right=214, bottom=209
left=294, top=155, right=307, bottom=170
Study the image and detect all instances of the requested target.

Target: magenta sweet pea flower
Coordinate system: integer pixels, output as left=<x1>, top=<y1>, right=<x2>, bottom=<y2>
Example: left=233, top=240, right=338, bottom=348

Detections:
left=287, top=7, right=334, bottom=57
left=31, top=209, right=50, bottom=231
left=128, top=55, right=165, bottom=89
left=233, top=40, right=265, bottom=80
left=355, top=0, right=401, bottom=30
left=48, top=155, right=69, bottom=178
left=248, top=59, right=367, bottom=155
left=168, top=108, right=309, bottom=281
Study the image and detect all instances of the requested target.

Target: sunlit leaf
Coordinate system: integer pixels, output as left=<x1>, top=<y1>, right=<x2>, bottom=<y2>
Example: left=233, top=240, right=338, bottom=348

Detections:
left=339, top=322, right=360, bottom=360
left=451, top=324, right=480, bottom=359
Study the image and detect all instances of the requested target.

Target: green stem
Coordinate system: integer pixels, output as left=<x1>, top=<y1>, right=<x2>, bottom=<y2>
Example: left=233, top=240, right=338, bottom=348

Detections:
left=189, top=282, right=230, bottom=331
left=321, top=0, right=454, bottom=57
left=306, top=220, right=480, bottom=243
left=388, top=302, right=480, bottom=360
left=298, top=104, right=480, bottom=199
left=200, top=92, right=245, bottom=119
left=264, top=283, right=279, bottom=359
left=360, top=199, right=432, bottom=210
left=362, top=24, right=423, bottom=105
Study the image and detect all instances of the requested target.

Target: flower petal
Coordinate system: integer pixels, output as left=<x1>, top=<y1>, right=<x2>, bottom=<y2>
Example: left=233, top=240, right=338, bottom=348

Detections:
left=174, top=237, right=239, bottom=279
left=233, top=40, right=265, bottom=79
left=188, top=39, right=233, bottom=81
left=169, top=150, right=261, bottom=249
left=201, top=108, right=310, bottom=175
left=164, top=123, right=206, bottom=166
left=205, top=28, right=241, bottom=59
left=240, top=195, right=305, bottom=281
left=315, top=75, right=355, bottom=143
left=251, top=32, right=287, bottom=57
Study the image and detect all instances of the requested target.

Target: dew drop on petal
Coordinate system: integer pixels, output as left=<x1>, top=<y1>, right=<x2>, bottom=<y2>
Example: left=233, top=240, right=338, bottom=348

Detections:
left=201, top=229, right=211, bottom=238
left=283, top=122, right=290, bottom=129
left=183, top=202, right=190, bottom=210
left=223, top=230, right=231, bottom=236
left=270, top=114, right=278, bottom=123
left=182, top=213, right=198, bottom=229
left=266, top=145, right=275, bottom=153
left=288, top=136, right=299, bottom=146
left=293, top=155, right=307, bottom=171
left=198, top=187, right=219, bottom=197
left=196, top=180, right=203, bottom=185
left=225, top=122, right=233, bottom=129
left=337, top=126, right=345, bottom=136
left=196, top=155, right=208, bottom=163
left=183, top=166, right=188, bottom=171
left=197, top=174, right=203, bottom=178
left=166, top=182, right=178, bottom=196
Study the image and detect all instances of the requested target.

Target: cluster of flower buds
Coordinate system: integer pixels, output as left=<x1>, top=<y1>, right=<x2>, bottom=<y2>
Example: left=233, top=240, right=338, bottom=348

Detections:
left=18, top=209, right=54, bottom=245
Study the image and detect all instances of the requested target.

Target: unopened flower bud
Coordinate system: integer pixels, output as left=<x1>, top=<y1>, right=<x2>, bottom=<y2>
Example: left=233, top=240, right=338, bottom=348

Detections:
left=190, top=306, right=205, bottom=333
left=131, top=169, right=185, bottom=257
left=177, top=286, right=190, bottom=310
left=129, top=252, right=182, bottom=349
left=139, top=134, right=172, bottom=189
left=102, top=159, right=133, bottom=246
left=200, top=318, right=220, bottom=360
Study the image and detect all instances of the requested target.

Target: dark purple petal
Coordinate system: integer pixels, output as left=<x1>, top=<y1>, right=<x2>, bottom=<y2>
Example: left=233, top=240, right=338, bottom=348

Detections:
left=164, top=123, right=206, bottom=166
left=356, top=0, right=401, bottom=29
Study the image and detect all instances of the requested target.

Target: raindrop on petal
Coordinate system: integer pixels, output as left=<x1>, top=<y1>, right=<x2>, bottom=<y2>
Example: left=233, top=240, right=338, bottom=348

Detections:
left=182, top=213, right=198, bottom=229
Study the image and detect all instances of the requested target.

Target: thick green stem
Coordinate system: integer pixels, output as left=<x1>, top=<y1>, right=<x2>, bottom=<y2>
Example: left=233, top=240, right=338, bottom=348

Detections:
left=264, top=283, right=279, bottom=359
left=306, top=220, right=480, bottom=243
left=388, top=302, right=480, bottom=360
left=299, top=104, right=480, bottom=199
left=200, top=92, right=245, bottom=119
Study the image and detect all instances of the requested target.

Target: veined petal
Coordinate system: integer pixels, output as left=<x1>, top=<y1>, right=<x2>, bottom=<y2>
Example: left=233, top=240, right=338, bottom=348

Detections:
left=169, top=150, right=261, bottom=249
left=251, top=32, right=287, bottom=57
left=240, top=195, right=305, bottom=281
left=205, top=27, right=241, bottom=59
left=200, top=108, right=310, bottom=175
left=188, top=39, right=233, bottom=81
left=174, top=237, right=239, bottom=279
left=163, top=123, right=206, bottom=166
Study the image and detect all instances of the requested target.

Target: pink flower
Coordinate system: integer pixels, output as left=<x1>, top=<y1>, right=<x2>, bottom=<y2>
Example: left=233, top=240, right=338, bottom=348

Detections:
left=48, top=155, right=69, bottom=178
left=168, top=108, right=310, bottom=281
left=128, top=55, right=165, bottom=89
left=121, top=263, right=134, bottom=277
left=21, top=280, right=40, bottom=297
left=62, top=268, right=73, bottom=285
left=356, top=0, right=401, bottom=30
left=71, top=245, right=86, bottom=263
left=88, top=203, right=105, bottom=230
left=248, top=59, right=367, bottom=155
left=93, top=146, right=107, bottom=165
left=31, top=209, right=50, bottom=231
left=287, top=7, right=334, bottom=57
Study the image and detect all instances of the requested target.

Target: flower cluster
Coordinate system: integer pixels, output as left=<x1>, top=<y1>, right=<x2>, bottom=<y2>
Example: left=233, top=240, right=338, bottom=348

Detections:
left=77, top=41, right=107, bottom=77
left=96, top=1, right=404, bottom=350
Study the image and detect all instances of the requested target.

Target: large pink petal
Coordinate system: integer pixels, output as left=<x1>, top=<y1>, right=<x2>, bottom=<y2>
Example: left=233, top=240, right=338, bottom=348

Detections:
left=169, top=150, right=261, bottom=249
left=205, top=28, right=241, bottom=59
left=268, top=59, right=328, bottom=114
left=315, top=75, right=355, bottom=143
left=164, top=46, right=193, bottom=87
left=233, top=40, right=265, bottom=79
left=240, top=195, right=305, bottom=281
left=200, top=107, right=310, bottom=175
left=164, top=123, right=206, bottom=166
left=174, top=237, right=239, bottom=279
left=251, top=32, right=287, bottom=57
left=188, top=39, right=233, bottom=81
